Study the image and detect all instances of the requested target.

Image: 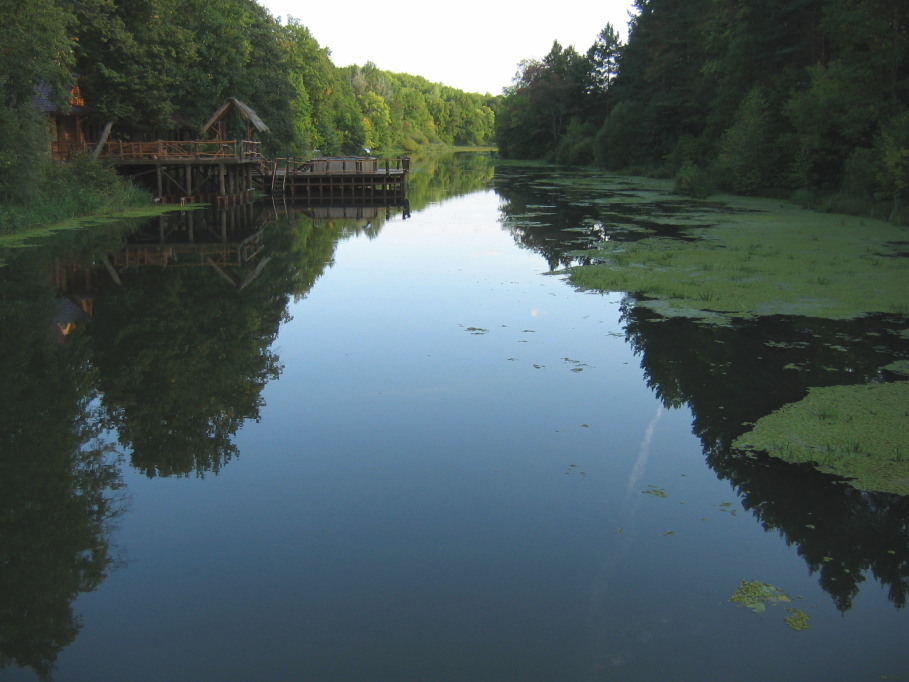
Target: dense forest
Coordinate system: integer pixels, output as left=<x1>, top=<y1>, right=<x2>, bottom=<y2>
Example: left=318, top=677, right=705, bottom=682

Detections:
left=0, top=0, right=496, bottom=231
left=496, top=0, right=909, bottom=219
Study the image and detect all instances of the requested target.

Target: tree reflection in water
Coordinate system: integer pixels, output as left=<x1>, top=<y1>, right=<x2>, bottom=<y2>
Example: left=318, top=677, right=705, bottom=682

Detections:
left=620, top=302, right=909, bottom=612
left=0, top=255, right=124, bottom=680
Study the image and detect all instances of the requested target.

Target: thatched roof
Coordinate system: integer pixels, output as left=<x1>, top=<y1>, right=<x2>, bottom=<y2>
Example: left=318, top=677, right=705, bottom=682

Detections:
left=199, top=97, right=269, bottom=136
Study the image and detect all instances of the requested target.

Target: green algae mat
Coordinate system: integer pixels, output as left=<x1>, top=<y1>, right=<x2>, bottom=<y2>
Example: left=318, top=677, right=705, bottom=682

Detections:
left=568, top=195, right=909, bottom=321
left=567, top=187, right=909, bottom=495
left=733, top=381, right=909, bottom=495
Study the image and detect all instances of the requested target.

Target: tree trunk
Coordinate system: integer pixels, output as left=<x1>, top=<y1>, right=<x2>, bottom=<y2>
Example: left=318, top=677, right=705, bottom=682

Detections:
left=90, top=121, right=114, bottom=161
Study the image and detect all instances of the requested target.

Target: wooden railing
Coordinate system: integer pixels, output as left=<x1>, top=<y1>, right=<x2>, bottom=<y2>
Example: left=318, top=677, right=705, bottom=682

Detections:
left=268, top=156, right=410, bottom=174
left=51, top=139, right=263, bottom=161
left=99, top=139, right=263, bottom=160
left=50, top=141, right=88, bottom=161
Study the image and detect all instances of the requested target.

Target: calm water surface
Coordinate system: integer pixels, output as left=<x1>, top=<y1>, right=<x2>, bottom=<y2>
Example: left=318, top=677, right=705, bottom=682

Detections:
left=2, top=154, right=907, bottom=681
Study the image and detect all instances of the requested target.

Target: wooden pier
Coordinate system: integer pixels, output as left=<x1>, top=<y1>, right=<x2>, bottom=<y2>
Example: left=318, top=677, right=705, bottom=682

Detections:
left=261, top=156, right=409, bottom=201
left=48, top=98, right=409, bottom=205
left=96, top=139, right=262, bottom=207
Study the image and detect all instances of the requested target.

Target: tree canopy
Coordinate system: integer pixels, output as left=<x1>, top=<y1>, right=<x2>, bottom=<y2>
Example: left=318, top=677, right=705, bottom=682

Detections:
left=495, top=0, right=909, bottom=216
left=1, top=0, right=496, bottom=186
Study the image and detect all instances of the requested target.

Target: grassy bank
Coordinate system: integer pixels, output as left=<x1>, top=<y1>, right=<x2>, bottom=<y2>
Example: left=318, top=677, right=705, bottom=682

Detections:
left=0, top=156, right=150, bottom=239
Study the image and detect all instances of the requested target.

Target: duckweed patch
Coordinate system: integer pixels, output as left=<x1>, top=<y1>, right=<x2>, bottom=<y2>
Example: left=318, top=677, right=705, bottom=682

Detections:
left=0, top=205, right=183, bottom=251
left=729, top=580, right=791, bottom=613
left=733, top=382, right=909, bottom=495
left=568, top=196, right=909, bottom=321
left=784, top=608, right=811, bottom=631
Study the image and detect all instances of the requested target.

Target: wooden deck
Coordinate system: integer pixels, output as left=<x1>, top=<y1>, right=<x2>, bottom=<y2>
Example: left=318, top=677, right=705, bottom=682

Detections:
left=261, top=156, right=409, bottom=200
left=53, top=138, right=409, bottom=204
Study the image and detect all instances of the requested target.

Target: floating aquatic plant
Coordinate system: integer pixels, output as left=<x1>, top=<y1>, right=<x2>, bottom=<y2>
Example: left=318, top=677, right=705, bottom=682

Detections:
left=733, top=382, right=909, bottom=495
left=784, top=608, right=811, bottom=631
left=567, top=195, right=909, bottom=321
left=729, top=580, right=791, bottom=613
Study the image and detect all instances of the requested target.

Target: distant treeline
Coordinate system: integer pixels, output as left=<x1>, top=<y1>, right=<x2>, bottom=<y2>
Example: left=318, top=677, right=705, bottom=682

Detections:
left=496, top=0, right=909, bottom=217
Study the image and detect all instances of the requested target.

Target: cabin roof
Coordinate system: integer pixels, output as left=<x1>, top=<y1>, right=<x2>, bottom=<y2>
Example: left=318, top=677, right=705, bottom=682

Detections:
left=199, top=97, right=269, bottom=135
left=33, top=82, right=86, bottom=113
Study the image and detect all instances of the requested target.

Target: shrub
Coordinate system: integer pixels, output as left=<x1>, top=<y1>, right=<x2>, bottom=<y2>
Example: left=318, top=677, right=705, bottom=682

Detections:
left=673, top=161, right=714, bottom=199
left=714, top=87, right=771, bottom=194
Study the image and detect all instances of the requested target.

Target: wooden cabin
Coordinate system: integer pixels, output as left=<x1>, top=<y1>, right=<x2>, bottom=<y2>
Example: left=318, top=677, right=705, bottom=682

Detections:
left=34, top=82, right=92, bottom=160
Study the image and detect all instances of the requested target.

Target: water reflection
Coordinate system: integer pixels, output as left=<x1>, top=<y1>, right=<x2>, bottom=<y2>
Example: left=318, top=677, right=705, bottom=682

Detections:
left=493, top=163, right=909, bottom=613
left=1, top=157, right=906, bottom=679
left=0, top=250, right=124, bottom=679
left=406, top=150, right=495, bottom=209
left=494, top=165, right=754, bottom=271
left=621, top=304, right=909, bottom=612
left=0, top=194, right=423, bottom=677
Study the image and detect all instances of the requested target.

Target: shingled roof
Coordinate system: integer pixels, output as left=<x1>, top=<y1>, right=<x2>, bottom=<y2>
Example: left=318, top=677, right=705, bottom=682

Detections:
left=32, top=82, right=86, bottom=113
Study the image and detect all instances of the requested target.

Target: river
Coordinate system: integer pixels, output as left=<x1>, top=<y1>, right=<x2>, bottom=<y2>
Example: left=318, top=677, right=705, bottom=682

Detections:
left=1, top=152, right=907, bottom=681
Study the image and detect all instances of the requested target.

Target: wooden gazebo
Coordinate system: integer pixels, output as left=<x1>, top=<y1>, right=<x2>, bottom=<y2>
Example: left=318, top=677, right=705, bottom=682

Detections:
left=199, top=97, right=269, bottom=141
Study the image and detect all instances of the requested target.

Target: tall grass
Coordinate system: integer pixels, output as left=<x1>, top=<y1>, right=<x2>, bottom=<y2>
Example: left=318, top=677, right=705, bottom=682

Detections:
left=0, top=155, right=148, bottom=236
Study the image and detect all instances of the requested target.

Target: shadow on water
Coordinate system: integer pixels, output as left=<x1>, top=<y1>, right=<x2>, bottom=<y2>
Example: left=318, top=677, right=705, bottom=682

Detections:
left=494, top=163, right=909, bottom=614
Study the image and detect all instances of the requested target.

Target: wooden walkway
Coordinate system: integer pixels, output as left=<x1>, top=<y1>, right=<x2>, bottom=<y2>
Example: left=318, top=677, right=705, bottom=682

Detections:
left=90, top=139, right=262, bottom=206
left=80, top=141, right=409, bottom=205
left=260, top=156, right=409, bottom=200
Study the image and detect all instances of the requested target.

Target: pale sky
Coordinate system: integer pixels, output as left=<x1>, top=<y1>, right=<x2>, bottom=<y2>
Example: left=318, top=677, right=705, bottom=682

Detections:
left=258, top=1, right=635, bottom=95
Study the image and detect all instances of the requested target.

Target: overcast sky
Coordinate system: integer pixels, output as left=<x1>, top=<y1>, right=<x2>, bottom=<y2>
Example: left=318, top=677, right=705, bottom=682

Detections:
left=258, top=1, right=635, bottom=95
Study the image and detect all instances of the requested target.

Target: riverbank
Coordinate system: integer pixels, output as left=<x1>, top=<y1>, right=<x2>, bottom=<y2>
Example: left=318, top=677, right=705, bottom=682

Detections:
left=0, top=156, right=149, bottom=239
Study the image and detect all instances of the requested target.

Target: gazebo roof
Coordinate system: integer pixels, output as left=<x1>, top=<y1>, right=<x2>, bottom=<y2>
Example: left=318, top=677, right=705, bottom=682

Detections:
left=199, top=97, right=269, bottom=136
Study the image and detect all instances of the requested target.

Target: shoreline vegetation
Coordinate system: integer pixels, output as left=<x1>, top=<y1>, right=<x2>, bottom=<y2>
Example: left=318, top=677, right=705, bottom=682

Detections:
left=0, top=156, right=152, bottom=241
left=565, top=176, right=909, bottom=495
left=495, top=1, right=909, bottom=228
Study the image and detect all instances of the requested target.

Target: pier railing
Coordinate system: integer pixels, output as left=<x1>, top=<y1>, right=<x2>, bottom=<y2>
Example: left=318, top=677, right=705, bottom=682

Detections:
left=53, top=139, right=264, bottom=161
left=268, top=156, right=410, bottom=175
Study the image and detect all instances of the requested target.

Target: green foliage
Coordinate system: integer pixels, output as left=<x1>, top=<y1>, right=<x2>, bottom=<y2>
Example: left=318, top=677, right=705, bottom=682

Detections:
left=553, top=119, right=596, bottom=165
left=715, top=88, right=771, bottom=194
left=495, top=0, right=909, bottom=212
left=497, top=41, right=595, bottom=160
left=673, top=161, right=714, bottom=199
left=876, top=112, right=909, bottom=222
left=0, top=0, right=75, bottom=106
left=0, top=107, right=145, bottom=236
left=593, top=100, right=644, bottom=169
left=342, top=64, right=495, bottom=154
left=0, top=105, right=51, bottom=206
left=0, top=0, right=497, bottom=235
